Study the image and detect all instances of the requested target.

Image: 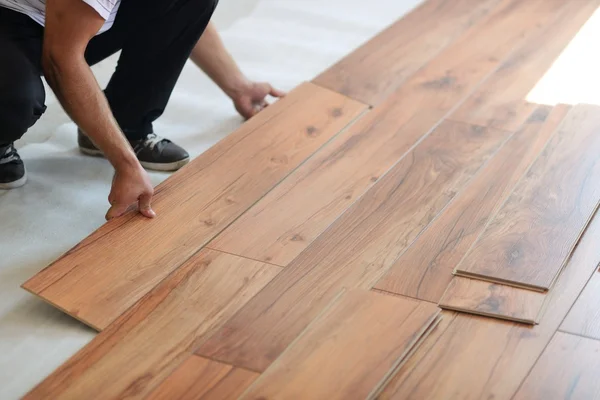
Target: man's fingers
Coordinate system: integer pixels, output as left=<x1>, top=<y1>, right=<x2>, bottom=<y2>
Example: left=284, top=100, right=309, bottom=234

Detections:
left=105, top=203, right=130, bottom=221
left=138, top=192, right=156, bottom=218
left=269, top=86, right=286, bottom=98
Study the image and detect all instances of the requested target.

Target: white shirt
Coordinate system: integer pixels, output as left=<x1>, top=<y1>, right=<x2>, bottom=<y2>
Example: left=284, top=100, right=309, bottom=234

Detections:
left=0, top=0, right=120, bottom=34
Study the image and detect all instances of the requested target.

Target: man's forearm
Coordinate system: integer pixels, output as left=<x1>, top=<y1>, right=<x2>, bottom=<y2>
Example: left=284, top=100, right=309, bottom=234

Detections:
left=190, top=22, right=249, bottom=98
left=42, top=54, right=139, bottom=172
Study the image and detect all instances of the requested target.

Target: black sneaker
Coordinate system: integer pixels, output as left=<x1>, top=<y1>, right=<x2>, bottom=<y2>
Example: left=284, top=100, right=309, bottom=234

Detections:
left=78, top=129, right=190, bottom=172
left=0, top=143, right=27, bottom=189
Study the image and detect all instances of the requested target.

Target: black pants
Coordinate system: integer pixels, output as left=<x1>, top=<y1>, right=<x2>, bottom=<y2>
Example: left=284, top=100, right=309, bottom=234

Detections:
left=0, top=0, right=217, bottom=145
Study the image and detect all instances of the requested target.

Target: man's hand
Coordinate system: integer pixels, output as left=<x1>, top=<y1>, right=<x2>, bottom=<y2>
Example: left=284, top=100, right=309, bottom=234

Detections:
left=189, top=22, right=286, bottom=119
left=106, top=164, right=156, bottom=220
left=45, top=0, right=155, bottom=220
left=231, top=81, right=286, bottom=120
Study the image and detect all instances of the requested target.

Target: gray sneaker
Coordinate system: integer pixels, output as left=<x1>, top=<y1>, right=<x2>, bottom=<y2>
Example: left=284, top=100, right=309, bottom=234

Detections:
left=78, top=129, right=190, bottom=172
left=0, top=143, right=27, bottom=189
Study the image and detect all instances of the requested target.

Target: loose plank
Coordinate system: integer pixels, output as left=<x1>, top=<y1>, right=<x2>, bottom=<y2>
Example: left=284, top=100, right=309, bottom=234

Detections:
left=560, top=268, right=600, bottom=339
left=513, top=333, right=600, bottom=400
left=377, top=198, right=600, bottom=400
left=240, top=290, right=440, bottom=400
left=22, top=82, right=366, bottom=331
left=438, top=276, right=546, bottom=324
left=23, top=250, right=279, bottom=400
left=313, top=0, right=501, bottom=105
left=455, top=104, right=600, bottom=291
left=146, top=355, right=258, bottom=400
left=450, top=0, right=597, bottom=131
left=197, top=120, right=513, bottom=373
left=375, top=105, right=570, bottom=302
left=209, top=0, right=567, bottom=268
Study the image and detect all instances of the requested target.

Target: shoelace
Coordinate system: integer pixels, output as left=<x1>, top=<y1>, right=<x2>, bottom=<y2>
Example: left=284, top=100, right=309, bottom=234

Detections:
left=141, top=133, right=169, bottom=150
left=0, top=144, right=19, bottom=165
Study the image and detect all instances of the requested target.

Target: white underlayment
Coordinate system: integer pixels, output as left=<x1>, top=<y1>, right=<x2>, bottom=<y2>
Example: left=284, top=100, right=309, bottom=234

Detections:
left=0, top=0, right=423, bottom=398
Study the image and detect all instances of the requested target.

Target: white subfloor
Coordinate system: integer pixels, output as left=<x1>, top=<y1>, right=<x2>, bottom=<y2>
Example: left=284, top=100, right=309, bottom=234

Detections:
left=0, top=1, right=423, bottom=398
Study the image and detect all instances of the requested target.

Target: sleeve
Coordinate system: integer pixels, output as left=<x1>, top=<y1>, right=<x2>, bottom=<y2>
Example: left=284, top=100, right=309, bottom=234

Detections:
left=81, top=0, right=118, bottom=20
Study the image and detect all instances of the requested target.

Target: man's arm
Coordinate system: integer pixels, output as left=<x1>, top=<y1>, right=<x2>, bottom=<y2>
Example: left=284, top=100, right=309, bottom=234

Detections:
left=190, top=22, right=285, bottom=119
left=44, top=0, right=155, bottom=220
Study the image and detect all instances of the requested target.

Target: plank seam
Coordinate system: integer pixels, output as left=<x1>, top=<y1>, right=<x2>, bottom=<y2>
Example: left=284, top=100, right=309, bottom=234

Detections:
left=308, top=82, right=371, bottom=109
left=368, top=314, right=443, bottom=399
left=370, top=288, right=437, bottom=305
left=556, top=329, right=600, bottom=342
left=204, top=247, right=285, bottom=268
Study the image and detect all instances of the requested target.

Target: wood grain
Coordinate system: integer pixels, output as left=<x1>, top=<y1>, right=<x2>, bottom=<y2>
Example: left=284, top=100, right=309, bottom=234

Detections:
left=560, top=268, right=600, bottom=339
left=450, top=1, right=597, bottom=131
left=312, top=0, right=501, bottom=105
left=23, top=250, right=279, bottom=400
left=197, top=120, right=513, bottom=373
left=438, top=276, right=546, bottom=324
left=146, top=355, right=258, bottom=400
left=239, top=290, right=440, bottom=400
left=377, top=202, right=600, bottom=400
left=374, top=105, right=570, bottom=302
left=513, top=332, right=600, bottom=400
left=208, top=0, right=569, bottom=268
left=455, top=104, right=600, bottom=291
left=21, top=82, right=366, bottom=331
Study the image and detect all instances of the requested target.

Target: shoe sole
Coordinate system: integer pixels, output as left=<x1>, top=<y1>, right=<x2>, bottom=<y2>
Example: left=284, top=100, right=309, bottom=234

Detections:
left=79, top=147, right=190, bottom=172
left=0, top=170, right=27, bottom=189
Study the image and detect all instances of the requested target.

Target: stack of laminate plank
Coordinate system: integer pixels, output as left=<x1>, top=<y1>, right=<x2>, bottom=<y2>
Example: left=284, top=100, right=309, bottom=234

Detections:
left=19, top=0, right=600, bottom=398
left=436, top=104, right=600, bottom=324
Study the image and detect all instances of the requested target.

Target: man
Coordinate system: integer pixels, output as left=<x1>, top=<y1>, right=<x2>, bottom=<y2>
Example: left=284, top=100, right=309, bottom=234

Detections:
left=0, top=0, right=285, bottom=219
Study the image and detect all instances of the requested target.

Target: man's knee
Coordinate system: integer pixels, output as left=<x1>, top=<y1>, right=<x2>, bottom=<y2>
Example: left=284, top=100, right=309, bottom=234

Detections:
left=0, top=62, right=46, bottom=144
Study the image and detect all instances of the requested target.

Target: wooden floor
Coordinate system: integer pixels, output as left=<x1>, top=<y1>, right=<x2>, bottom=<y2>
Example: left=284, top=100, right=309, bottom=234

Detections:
left=20, top=0, right=600, bottom=398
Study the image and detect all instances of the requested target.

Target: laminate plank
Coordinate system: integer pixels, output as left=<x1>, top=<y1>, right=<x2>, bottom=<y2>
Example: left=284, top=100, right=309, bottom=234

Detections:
left=455, top=104, right=600, bottom=291
left=560, top=268, right=600, bottom=339
left=374, top=105, right=570, bottom=302
left=513, top=332, right=600, bottom=400
left=377, top=203, right=600, bottom=400
left=21, top=82, right=366, bottom=331
left=208, top=0, right=568, bottom=268
left=450, top=1, right=597, bottom=131
left=22, top=250, right=279, bottom=400
left=146, top=355, right=258, bottom=400
left=197, top=120, right=514, bottom=373
left=239, top=290, right=440, bottom=400
left=438, top=276, right=546, bottom=324
left=312, top=0, right=502, bottom=105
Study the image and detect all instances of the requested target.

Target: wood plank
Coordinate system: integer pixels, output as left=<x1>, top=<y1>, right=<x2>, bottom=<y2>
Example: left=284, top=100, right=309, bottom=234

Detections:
left=450, top=0, right=596, bottom=131
left=209, top=0, right=569, bottom=268
left=438, top=276, right=546, bottom=324
left=22, top=250, right=279, bottom=400
left=239, top=290, right=440, bottom=400
left=513, top=332, right=600, bottom=400
left=455, top=104, right=600, bottom=291
left=146, top=355, right=258, bottom=400
left=377, top=200, right=600, bottom=400
left=560, top=268, right=600, bottom=339
left=374, top=104, right=570, bottom=302
left=197, top=120, right=514, bottom=373
left=21, top=82, right=366, bottom=331
left=312, top=0, right=502, bottom=105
